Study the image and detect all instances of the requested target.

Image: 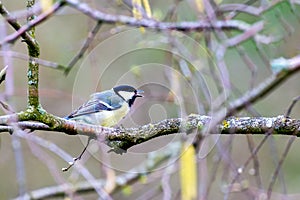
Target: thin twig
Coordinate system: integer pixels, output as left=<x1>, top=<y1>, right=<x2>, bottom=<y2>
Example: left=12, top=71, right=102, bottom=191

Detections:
left=285, top=95, right=300, bottom=117
left=13, top=129, right=112, bottom=200
left=14, top=142, right=179, bottom=199
left=0, top=2, right=36, bottom=50
left=12, top=131, right=27, bottom=196
left=246, top=135, right=262, bottom=189
left=62, top=137, right=92, bottom=172
left=221, top=0, right=283, bottom=19
left=65, top=0, right=255, bottom=32
left=227, top=58, right=300, bottom=116
left=65, top=21, right=103, bottom=75
left=225, top=133, right=270, bottom=200
left=267, top=136, right=296, bottom=199
left=0, top=0, right=276, bottom=48
left=0, top=51, right=67, bottom=70
left=0, top=1, right=64, bottom=47
left=219, top=3, right=263, bottom=16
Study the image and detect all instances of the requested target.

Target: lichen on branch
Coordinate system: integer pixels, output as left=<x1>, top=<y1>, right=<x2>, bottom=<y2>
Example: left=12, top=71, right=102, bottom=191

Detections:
left=26, top=0, right=40, bottom=109
left=0, top=114, right=299, bottom=153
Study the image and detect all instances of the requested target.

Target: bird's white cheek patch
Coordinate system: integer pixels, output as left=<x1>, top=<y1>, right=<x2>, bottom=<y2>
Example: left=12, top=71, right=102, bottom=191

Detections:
left=118, top=91, right=134, bottom=101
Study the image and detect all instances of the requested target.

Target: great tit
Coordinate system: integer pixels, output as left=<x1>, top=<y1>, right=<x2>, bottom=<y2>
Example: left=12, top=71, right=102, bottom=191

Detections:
left=65, top=85, right=143, bottom=127
left=62, top=85, right=143, bottom=171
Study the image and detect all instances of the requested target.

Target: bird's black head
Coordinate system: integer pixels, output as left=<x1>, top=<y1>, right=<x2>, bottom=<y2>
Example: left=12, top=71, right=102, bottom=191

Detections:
left=113, top=85, right=143, bottom=107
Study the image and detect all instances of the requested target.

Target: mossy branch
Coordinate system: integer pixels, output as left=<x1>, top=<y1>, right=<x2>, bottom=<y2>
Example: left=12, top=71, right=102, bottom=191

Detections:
left=26, top=0, right=40, bottom=110
left=0, top=114, right=299, bottom=153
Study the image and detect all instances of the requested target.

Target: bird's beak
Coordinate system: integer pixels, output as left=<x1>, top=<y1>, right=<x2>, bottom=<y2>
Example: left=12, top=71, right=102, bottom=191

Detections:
left=136, top=89, right=144, bottom=97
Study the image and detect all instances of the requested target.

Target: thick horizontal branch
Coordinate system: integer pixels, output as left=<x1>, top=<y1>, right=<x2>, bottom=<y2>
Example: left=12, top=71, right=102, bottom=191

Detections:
left=0, top=114, right=299, bottom=153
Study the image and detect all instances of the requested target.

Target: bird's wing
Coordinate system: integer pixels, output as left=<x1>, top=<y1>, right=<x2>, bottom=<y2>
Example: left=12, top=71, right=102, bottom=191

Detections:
left=66, top=91, right=122, bottom=119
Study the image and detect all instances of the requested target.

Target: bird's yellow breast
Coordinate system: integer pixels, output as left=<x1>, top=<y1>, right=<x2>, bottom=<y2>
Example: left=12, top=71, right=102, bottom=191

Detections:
left=94, top=103, right=130, bottom=127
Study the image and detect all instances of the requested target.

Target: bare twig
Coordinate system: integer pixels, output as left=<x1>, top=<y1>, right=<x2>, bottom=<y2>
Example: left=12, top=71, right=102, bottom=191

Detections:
left=221, top=0, right=284, bottom=19
left=0, top=1, right=64, bottom=47
left=227, top=56, right=300, bottom=116
left=65, top=21, right=103, bottom=75
left=0, top=51, right=67, bottom=70
left=65, top=0, right=258, bottom=32
left=0, top=2, right=37, bottom=50
left=14, top=142, right=179, bottom=199
left=61, top=137, right=92, bottom=172
left=246, top=135, right=262, bottom=189
left=219, top=3, right=263, bottom=16
left=267, top=136, right=296, bottom=199
left=12, top=129, right=112, bottom=200
left=224, top=134, right=270, bottom=200
left=285, top=95, right=300, bottom=117
left=12, top=130, right=27, bottom=196
left=225, top=21, right=265, bottom=46
left=0, top=0, right=276, bottom=50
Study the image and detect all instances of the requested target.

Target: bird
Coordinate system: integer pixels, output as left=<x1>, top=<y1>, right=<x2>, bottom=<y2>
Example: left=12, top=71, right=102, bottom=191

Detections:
left=62, top=85, right=143, bottom=172
left=65, top=85, right=143, bottom=126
